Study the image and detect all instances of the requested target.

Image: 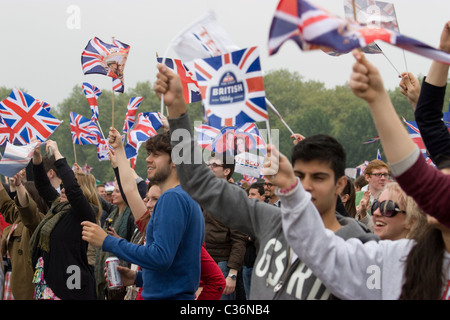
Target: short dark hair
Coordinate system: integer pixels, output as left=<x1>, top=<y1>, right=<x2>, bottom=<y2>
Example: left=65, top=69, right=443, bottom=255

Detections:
left=42, top=154, right=60, bottom=178
left=291, top=134, right=346, bottom=182
left=145, top=131, right=172, bottom=161
left=249, top=182, right=264, bottom=196
left=211, top=152, right=235, bottom=180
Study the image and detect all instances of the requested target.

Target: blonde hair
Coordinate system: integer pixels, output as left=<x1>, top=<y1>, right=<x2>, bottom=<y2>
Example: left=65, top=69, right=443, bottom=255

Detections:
left=384, top=182, right=427, bottom=239
left=74, top=171, right=102, bottom=222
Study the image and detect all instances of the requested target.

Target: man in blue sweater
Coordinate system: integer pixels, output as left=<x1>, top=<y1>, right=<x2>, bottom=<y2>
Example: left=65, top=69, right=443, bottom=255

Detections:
left=82, top=131, right=204, bottom=300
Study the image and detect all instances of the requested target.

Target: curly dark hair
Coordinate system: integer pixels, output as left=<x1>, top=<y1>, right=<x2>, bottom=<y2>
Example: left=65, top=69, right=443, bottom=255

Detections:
left=144, top=131, right=172, bottom=160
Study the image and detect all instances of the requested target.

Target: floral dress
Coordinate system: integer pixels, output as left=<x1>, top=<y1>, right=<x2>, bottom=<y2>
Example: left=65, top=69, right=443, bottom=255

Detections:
left=33, top=257, right=60, bottom=300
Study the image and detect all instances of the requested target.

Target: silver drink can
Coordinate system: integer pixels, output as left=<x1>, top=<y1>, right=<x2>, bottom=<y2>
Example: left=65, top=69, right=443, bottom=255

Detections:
left=106, top=257, right=122, bottom=289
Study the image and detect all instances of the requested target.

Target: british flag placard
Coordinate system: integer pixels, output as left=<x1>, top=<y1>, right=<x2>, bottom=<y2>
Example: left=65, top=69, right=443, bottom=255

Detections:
left=193, top=47, right=268, bottom=128
left=0, top=89, right=62, bottom=144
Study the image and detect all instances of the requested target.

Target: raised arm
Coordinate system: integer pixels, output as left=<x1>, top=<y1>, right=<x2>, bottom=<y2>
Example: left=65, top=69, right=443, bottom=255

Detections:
left=108, top=127, right=147, bottom=221
left=45, top=140, right=95, bottom=223
left=263, top=144, right=391, bottom=300
left=349, top=49, right=450, bottom=228
left=399, top=72, right=421, bottom=110
left=414, top=21, right=450, bottom=164
left=32, top=143, right=59, bottom=205
left=349, top=50, right=417, bottom=164
left=153, top=63, right=279, bottom=237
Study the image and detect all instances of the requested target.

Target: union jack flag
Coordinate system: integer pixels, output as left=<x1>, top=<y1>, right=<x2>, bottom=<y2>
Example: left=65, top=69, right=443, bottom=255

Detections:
left=0, top=116, right=26, bottom=146
left=81, top=37, right=130, bottom=80
left=363, top=135, right=380, bottom=144
left=96, top=137, right=111, bottom=162
left=194, top=123, right=220, bottom=150
left=70, top=111, right=101, bottom=145
left=193, top=47, right=268, bottom=128
left=0, top=89, right=62, bottom=144
left=239, top=174, right=258, bottom=186
left=36, top=99, right=51, bottom=113
left=157, top=57, right=201, bottom=104
left=0, top=141, right=41, bottom=177
left=377, top=148, right=382, bottom=160
left=82, top=82, right=102, bottom=121
left=111, top=38, right=129, bottom=92
left=238, top=122, right=267, bottom=155
left=112, top=78, right=124, bottom=93
left=268, top=0, right=450, bottom=65
left=123, top=96, right=144, bottom=134
left=402, top=117, right=433, bottom=165
left=124, top=112, right=163, bottom=167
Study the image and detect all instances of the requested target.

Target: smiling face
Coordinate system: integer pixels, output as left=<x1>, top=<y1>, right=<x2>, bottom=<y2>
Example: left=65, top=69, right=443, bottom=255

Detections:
left=372, top=188, right=409, bottom=240
left=145, top=151, right=172, bottom=185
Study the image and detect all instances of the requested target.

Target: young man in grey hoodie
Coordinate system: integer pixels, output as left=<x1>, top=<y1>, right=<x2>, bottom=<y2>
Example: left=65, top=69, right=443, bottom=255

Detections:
left=153, top=63, right=378, bottom=300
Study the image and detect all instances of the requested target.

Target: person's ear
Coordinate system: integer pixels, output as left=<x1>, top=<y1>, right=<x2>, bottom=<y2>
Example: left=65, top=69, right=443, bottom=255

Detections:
left=336, top=175, right=347, bottom=196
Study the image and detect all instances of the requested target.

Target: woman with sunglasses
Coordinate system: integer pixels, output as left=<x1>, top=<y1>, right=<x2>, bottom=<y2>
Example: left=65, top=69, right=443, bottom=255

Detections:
left=264, top=38, right=450, bottom=299
left=372, top=182, right=427, bottom=241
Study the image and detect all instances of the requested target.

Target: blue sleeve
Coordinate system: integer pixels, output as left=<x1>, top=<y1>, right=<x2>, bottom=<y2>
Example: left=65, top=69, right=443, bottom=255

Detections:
left=102, top=191, right=190, bottom=271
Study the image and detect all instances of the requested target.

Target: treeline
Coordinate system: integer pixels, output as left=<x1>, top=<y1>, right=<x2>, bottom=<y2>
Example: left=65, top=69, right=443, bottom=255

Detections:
left=0, top=69, right=449, bottom=183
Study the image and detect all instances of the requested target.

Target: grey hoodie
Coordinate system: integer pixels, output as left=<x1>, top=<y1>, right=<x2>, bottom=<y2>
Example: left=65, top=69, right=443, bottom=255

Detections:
left=169, top=113, right=379, bottom=299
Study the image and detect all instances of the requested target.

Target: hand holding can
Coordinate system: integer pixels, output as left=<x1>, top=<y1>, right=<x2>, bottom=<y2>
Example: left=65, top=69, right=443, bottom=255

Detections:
left=106, top=257, right=122, bottom=289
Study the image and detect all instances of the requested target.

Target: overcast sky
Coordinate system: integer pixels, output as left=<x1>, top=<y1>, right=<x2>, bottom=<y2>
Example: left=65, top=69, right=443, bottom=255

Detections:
left=0, top=0, right=449, bottom=110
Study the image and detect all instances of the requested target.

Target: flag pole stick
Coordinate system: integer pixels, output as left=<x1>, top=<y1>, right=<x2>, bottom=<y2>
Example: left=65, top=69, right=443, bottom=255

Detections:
left=265, top=119, right=272, bottom=146
left=265, top=98, right=298, bottom=138
left=69, top=108, right=78, bottom=164
left=159, top=44, right=172, bottom=116
left=381, top=51, right=402, bottom=77
left=73, top=143, right=77, bottom=164
left=111, top=91, right=115, bottom=128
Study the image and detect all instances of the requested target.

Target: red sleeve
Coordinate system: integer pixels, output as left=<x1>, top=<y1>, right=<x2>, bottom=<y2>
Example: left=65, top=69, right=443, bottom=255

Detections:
left=135, top=210, right=150, bottom=233
left=395, top=153, right=450, bottom=228
left=197, top=245, right=226, bottom=300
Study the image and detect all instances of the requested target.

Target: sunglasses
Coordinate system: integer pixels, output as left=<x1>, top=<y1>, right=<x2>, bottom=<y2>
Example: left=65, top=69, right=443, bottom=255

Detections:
left=371, top=199, right=406, bottom=217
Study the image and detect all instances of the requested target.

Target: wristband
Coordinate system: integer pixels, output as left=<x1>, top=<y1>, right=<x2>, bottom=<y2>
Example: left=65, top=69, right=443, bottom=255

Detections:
left=278, top=178, right=299, bottom=194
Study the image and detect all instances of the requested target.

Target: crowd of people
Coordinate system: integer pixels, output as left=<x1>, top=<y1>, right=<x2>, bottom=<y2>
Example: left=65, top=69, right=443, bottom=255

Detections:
left=1, top=21, right=450, bottom=300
